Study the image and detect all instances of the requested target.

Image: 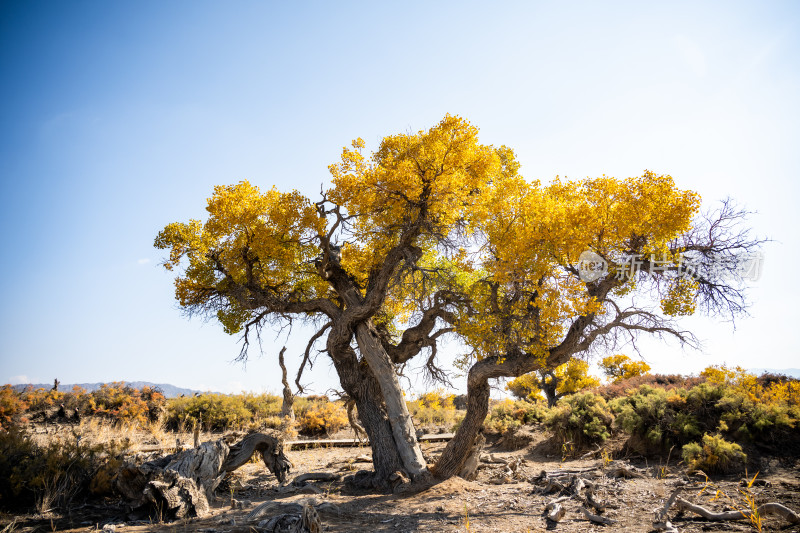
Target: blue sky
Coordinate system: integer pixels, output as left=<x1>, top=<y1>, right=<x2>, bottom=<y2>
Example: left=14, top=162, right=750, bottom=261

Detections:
left=1, top=1, right=798, bottom=395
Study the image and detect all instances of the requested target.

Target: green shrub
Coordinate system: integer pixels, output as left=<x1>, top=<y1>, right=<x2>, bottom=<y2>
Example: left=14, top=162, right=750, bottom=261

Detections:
left=545, top=392, right=613, bottom=450
left=682, top=433, right=746, bottom=474
left=611, top=385, right=699, bottom=451
left=485, top=398, right=545, bottom=436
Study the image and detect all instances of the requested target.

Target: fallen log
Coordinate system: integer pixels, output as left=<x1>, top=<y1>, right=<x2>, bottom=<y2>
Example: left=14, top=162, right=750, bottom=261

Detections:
left=117, top=431, right=290, bottom=520
left=291, top=472, right=341, bottom=485
left=579, top=505, right=615, bottom=525
left=675, top=497, right=800, bottom=524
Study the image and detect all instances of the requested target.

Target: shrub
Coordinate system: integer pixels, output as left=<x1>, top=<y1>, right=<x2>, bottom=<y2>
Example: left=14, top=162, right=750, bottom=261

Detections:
left=682, top=433, right=746, bottom=474
left=296, top=399, right=348, bottom=436
left=485, top=398, right=545, bottom=436
left=594, top=373, right=705, bottom=400
left=611, top=385, right=703, bottom=452
left=165, top=393, right=253, bottom=431
left=545, top=392, right=613, bottom=450
left=0, top=385, right=28, bottom=428
left=408, top=390, right=459, bottom=427
left=0, top=428, right=130, bottom=512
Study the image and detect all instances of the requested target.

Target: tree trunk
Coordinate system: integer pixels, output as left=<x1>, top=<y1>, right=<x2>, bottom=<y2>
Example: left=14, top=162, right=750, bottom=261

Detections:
left=432, top=371, right=492, bottom=478
left=326, top=336, right=406, bottom=490
left=433, top=353, right=549, bottom=478
left=354, top=321, right=427, bottom=480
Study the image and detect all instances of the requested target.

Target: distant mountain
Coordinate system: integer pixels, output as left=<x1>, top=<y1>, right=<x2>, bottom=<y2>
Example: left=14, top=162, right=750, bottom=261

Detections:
left=748, top=368, right=800, bottom=379
left=10, top=381, right=203, bottom=398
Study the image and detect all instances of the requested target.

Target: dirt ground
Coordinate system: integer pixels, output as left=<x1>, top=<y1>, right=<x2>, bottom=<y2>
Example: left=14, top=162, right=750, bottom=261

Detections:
left=4, top=429, right=800, bottom=533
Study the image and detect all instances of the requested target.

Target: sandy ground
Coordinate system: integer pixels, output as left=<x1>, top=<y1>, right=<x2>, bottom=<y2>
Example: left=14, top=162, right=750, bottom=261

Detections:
left=3, top=430, right=799, bottom=533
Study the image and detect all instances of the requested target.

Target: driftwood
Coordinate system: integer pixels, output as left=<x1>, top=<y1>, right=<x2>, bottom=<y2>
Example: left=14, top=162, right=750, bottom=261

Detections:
left=291, top=472, right=341, bottom=485
left=117, top=432, right=290, bottom=520
left=247, top=501, right=330, bottom=533
left=675, top=497, right=800, bottom=524
left=545, top=502, right=566, bottom=522
left=533, top=466, right=617, bottom=525
left=579, top=505, right=616, bottom=525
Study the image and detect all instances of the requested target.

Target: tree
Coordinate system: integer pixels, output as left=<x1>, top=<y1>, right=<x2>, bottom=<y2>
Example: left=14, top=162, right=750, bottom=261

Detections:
left=507, top=360, right=600, bottom=407
left=599, top=354, right=652, bottom=383
left=156, top=115, right=763, bottom=486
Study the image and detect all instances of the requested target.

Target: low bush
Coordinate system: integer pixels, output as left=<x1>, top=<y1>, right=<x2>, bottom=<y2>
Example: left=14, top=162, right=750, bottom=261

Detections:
left=296, top=398, right=348, bottom=436
left=682, top=433, right=746, bottom=474
left=484, top=399, right=545, bottom=436
left=408, top=390, right=460, bottom=428
left=0, top=385, right=29, bottom=428
left=544, top=392, right=613, bottom=450
left=0, top=428, right=129, bottom=512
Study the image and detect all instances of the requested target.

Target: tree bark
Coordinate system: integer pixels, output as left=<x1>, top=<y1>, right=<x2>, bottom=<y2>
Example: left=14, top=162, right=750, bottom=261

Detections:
left=326, top=329, right=406, bottom=489
left=354, top=321, right=427, bottom=480
left=278, top=347, right=295, bottom=422
left=116, top=433, right=289, bottom=520
left=432, top=370, right=492, bottom=478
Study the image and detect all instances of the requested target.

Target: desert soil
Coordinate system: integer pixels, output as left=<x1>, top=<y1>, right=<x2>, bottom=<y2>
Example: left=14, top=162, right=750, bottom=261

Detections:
left=4, top=429, right=799, bottom=533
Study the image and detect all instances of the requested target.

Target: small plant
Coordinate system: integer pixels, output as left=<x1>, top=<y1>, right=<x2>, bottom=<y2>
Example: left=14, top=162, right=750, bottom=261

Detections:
left=600, top=449, right=613, bottom=467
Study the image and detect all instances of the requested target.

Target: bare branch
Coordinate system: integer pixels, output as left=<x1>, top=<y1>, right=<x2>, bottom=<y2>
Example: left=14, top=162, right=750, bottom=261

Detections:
left=296, top=322, right=331, bottom=393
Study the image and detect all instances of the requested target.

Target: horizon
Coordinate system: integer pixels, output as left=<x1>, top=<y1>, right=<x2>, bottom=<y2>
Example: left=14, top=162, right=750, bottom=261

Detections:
left=1, top=1, right=798, bottom=395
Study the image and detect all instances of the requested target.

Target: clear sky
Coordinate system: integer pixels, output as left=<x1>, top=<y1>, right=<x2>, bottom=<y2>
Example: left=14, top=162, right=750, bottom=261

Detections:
left=1, top=1, right=798, bottom=396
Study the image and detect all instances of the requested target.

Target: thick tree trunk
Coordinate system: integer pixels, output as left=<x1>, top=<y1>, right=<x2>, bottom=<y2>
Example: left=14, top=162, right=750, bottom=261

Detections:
left=327, top=336, right=406, bottom=489
left=433, top=353, right=552, bottom=478
left=354, top=321, right=427, bottom=480
left=432, top=372, right=492, bottom=478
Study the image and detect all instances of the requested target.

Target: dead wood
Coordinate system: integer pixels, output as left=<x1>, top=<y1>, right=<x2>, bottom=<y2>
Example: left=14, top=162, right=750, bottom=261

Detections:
left=255, top=501, right=322, bottom=533
left=675, top=497, right=800, bottom=524
left=222, top=431, right=292, bottom=483
left=584, top=486, right=607, bottom=512
left=545, top=502, right=566, bottom=522
left=652, top=520, right=679, bottom=532
left=481, top=454, right=508, bottom=465
left=117, top=432, right=290, bottom=520
left=579, top=505, right=616, bottom=525
left=292, top=472, right=341, bottom=485
left=606, top=465, right=645, bottom=479
left=538, top=477, right=567, bottom=494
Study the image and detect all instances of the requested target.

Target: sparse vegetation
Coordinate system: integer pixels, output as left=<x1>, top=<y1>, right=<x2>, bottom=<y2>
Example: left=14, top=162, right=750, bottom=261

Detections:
left=0, top=365, right=798, bottom=518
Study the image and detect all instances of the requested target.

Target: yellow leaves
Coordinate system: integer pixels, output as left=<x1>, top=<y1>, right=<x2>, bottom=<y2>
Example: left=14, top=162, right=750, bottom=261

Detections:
left=327, top=114, right=516, bottom=251
left=660, top=276, right=698, bottom=316
left=600, top=354, right=651, bottom=383
left=155, top=181, right=327, bottom=324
